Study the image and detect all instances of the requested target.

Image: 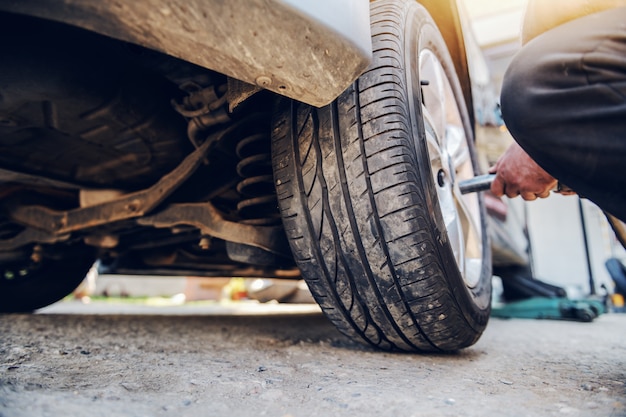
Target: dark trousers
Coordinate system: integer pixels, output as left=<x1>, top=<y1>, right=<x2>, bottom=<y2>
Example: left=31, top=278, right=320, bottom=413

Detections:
left=501, top=7, right=626, bottom=221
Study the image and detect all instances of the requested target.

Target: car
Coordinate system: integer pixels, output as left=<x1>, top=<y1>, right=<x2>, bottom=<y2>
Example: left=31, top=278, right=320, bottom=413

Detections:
left=0, top=0, right=491, bottom=352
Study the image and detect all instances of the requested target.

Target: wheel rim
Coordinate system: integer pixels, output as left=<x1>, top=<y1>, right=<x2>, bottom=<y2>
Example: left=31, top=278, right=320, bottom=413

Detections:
left=418, top=49, right=483, bottom=288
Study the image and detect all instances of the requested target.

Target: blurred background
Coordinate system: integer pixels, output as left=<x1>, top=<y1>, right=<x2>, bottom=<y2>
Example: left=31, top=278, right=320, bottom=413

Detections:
left=464, top=0, right=626, bottom=302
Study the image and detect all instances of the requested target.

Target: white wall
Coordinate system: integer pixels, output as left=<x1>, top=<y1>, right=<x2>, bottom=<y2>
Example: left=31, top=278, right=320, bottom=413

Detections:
left=526, top=197, right=624, bottom=296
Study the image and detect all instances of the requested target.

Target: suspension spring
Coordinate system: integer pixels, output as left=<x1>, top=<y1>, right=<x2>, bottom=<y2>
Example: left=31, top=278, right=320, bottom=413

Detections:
left=172, top=81, right=280, bottom=226
left=235, top=124, right=280, bottom=226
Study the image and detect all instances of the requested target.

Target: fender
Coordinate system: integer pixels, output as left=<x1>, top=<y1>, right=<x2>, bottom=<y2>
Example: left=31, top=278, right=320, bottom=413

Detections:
left=0, top=0, right=372, bottom=108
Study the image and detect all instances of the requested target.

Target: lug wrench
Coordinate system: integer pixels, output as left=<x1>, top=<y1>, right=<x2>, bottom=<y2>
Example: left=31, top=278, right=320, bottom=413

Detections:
left=458, top=174, right=495, bottom=194
left=458, top=174, right=574, bottom=195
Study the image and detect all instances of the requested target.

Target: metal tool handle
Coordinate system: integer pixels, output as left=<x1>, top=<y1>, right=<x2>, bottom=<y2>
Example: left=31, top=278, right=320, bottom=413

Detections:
left=458, top=174, right=575, bottom=196
left=458, top=174, right=495, bottom=194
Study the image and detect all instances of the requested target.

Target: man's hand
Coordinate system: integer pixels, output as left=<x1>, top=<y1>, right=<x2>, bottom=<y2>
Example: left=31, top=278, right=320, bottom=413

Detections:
left=489, top=142, right=557, bottom=201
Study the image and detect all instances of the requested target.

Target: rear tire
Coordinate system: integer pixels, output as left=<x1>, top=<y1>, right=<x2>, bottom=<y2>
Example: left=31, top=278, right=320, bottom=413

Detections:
left=0, top=245, right=96, bottom=313
left=271, top=0, right=491, bottom=352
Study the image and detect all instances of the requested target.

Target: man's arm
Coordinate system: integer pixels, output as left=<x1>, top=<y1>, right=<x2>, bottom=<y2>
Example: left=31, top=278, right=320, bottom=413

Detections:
left=522, top=0, right=626, bottom=44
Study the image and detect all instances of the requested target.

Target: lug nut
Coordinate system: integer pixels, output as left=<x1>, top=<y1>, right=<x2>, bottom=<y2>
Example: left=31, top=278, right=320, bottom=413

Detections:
left=437, top=169, right=446, bottom=187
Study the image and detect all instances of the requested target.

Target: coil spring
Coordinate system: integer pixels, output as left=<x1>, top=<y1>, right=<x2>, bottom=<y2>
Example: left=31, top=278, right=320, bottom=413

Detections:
left=172, top=81, right=280, bottom=227
left=235, top=127, right=280, bottom=226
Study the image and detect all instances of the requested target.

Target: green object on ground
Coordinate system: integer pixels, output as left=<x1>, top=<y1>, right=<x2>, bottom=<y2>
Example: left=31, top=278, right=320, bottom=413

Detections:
left=491, top=297, right=606, bottom=322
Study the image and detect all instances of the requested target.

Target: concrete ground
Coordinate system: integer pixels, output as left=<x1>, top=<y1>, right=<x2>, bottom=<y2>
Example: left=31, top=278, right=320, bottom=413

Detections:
left=1, top=300, right=625, bottom=417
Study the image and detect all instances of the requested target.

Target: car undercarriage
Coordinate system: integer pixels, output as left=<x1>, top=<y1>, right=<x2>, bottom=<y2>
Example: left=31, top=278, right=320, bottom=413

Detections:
left=1, top=11, right=297, bottom=272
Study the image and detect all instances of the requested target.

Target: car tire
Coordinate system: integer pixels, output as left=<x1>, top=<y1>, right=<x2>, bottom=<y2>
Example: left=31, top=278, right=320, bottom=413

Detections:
left=271, top=0, right=491, bottom=352
left=0, top=246, right=96, bottom=313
